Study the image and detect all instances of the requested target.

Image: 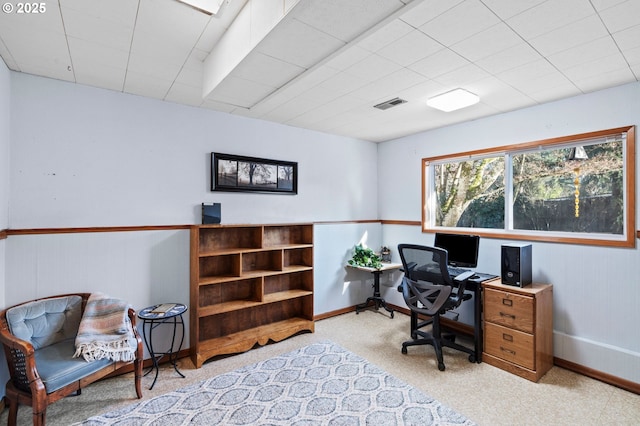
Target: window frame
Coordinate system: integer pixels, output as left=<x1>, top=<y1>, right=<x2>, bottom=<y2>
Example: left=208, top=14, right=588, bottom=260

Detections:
left=422, top=126, right=636, bottom=248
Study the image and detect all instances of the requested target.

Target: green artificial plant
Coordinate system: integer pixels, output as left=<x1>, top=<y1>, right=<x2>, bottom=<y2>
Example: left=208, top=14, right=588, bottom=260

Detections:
left=347, top=244, right=382, bottom=269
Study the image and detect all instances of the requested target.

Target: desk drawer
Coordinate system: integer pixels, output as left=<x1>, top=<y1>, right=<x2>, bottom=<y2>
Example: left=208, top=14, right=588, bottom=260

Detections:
left=484, top=322, right=534, bottom=370
left=484, top=288, right=534, bottom=333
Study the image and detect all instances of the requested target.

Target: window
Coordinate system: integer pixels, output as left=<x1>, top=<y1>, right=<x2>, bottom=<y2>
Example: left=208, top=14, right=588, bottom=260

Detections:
left=422, top=126, right=635, bottom=247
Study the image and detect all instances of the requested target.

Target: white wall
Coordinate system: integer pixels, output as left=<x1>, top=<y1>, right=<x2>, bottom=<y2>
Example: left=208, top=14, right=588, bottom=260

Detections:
left=0, top=60, right=11, bottom=396
left=377, top=82, right=640, bottom=384
left=3, top=74, right=380, bottom=379
left=9, top=73, right=377, bottom=228
left=0, top=60, right=9, bottom=309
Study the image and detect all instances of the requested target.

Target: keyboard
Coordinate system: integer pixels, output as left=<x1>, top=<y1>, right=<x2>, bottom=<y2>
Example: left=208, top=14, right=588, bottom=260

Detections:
left=447, top=266, right=470, bottom=277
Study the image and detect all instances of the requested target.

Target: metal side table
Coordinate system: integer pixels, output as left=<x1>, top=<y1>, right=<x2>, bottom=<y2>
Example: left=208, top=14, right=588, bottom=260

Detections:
left=138, top=303, right=187, bottom=390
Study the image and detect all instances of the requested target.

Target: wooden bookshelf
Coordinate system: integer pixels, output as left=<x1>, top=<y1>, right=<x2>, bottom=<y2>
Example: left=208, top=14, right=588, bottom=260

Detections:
left=190, top=224, right=314, bottom=368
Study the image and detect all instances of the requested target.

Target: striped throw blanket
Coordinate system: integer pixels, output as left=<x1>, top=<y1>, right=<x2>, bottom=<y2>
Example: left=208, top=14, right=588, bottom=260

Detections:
left=74, top=293, right=137, bottom=362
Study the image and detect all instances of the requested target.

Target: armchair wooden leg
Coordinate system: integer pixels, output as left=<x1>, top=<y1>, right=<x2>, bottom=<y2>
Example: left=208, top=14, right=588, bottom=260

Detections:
left=7, top=396, right=18, bottom=426
left=134, top=357, right=143, bottom=399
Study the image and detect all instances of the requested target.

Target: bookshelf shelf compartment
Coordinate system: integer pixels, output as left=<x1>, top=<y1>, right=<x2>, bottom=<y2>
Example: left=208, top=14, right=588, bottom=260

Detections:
left=190, top=224, right=314, bottom=368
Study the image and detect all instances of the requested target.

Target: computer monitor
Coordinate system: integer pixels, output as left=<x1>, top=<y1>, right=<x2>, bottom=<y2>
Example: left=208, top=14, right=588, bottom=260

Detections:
left=434, top=232, right=480, bottom=268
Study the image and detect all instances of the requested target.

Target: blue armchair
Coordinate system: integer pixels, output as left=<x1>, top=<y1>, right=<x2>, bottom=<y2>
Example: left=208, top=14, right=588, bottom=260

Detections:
left=0, top=293, right=143, bottom=426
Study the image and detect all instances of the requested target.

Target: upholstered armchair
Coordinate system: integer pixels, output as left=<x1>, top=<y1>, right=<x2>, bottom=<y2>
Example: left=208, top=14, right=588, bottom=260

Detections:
left=0, top=293, right=143, bottom=426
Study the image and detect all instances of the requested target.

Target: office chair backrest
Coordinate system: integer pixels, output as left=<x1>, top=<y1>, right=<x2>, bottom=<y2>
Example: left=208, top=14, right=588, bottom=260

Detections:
left=397, top=243, right=467, bottom=306
left=400, top=276, right=452, bottom=317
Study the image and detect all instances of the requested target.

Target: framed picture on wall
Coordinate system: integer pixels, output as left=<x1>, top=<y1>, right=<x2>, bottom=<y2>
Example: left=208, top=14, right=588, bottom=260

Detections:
left=211, top=152, right=298, bottom=194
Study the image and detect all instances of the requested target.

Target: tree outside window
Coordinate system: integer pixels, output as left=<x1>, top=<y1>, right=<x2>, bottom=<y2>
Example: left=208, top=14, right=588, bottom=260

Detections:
left=423, top=126, right=635, bottom=247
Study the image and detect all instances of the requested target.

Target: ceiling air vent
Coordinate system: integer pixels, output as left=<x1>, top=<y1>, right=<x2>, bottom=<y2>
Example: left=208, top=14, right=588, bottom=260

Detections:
left=373, top=97, right=407, bottom=110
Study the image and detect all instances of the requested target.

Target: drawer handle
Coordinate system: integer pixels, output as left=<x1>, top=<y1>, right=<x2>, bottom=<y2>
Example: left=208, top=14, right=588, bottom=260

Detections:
left=500, top=347, right=516, bottom=355
left=502, top=333, right=513, bottom=342
left=502, top=298, right=512, bottom=306
left=499, top=312, right=516, bottom=319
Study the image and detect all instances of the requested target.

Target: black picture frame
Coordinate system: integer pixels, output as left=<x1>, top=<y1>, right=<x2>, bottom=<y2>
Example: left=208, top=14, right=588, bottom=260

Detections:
left=211, top=152, right=298, bottom=194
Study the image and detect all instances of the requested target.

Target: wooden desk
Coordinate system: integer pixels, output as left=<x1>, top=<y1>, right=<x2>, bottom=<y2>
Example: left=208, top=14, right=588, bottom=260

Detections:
left=351, top=263, right=402, bottom=318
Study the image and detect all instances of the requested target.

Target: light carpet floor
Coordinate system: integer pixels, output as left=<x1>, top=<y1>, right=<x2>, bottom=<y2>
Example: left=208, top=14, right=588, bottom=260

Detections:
left=77, top=340, right=475, bottom=425
left=2, top=310, right=639, bottom=425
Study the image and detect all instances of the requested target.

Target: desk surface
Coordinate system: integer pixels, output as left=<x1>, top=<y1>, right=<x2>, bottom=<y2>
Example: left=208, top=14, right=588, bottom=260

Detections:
left=348, top=262, right=402, bottom=273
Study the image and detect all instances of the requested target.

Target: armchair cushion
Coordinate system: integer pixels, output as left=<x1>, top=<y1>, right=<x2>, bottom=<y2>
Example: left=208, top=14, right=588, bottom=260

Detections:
left=6, top=296, right=82, bottom=350
left=34, top=337, right=112, bottom=393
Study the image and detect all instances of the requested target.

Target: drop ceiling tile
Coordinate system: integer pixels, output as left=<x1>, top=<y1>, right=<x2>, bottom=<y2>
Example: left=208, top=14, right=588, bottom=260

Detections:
left=623, top=45, right=640, bottom=66
left=165, top=82, right=204, bottom=106
left=475, top=42, right=541, bottom=74
left=433, top=63, right=491, bottom=87
left=590, top=0, right=628, bottom=11
left=570, top=67, right=636, bottom=93
left=256, top=19, right=345, bottom=68
left=262, top=96, right=322, bottom=122
left=317, top=71, right=369, bottom=96
left=376, top=29, right=442, bottom=67
left=409, top=49, right=469, bottom=79
left=286, top=95, right=364, bottom=127
left=473, top=76, right=537, bottom=112
left=74, top=61, right=126, bottom=92
left=506, top=0, right=595, bottom=40
left=124, top=70, right=173, bottom=100
left=0, top=2, right=65, bottom=33
left=233, top=52, right=305, bottom=89
left=208, top=75, right=277, bottom=108
left=511, top=70, right=576, bottom=97
left=399, top=0, right=464, bottom=28
left=127, top=53, right=183, bottom=82
left=61, top=6, right=134, bottom=51
left=349, top=68, right=426, bottom=102
left=395, top=79, right=446, bottom=103
left=525, top=82, right=582, bottom=104
left=195, top=18, right=228, bottom=52
left=326, top=45, right=371, bottom=71
left=419, top=0, right=501, bottom=46
left=1, top=27, right=72, bottom=78
left=256, top=64, right=339, bottom=110
left=450, top=23, right=523, bottom=63
left=612, top=24, right=640, bottom=51
left=561, top=51, right=631, bottom=81
left=61, top=0, right=138, bottom=26
left=299, top=84, right=343, bottom=104
left=67, top=37, right=128, bottom=90
left=598, top=0, right=640, bottom=33
left=135, top=0, right=210, bottom=38
left=0, top=38, right=18, bottom=70
left=357, top=18, right=414, bottom=53
left=497, top=58, right=561, bottom=87
left=292, top=0, right=405, bottom=43
left=174, top=64, right=203, bottom=89
left=19, top=61, right=75, bottom=83
left=479, top=0, right=547, bottom=20
left=200, top=98, right=238, bottom=113
left=548, top=36, right=620, bottom=71
left=67, top=36, right=129, bottom=69
left=343, top=54, right=403, bottom=83
left=529, top=15, right=609, bottom=57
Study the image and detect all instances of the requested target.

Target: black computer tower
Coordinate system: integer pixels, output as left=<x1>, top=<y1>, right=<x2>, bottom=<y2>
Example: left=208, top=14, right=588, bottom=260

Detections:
left=501, top=244, right=532, bottom=287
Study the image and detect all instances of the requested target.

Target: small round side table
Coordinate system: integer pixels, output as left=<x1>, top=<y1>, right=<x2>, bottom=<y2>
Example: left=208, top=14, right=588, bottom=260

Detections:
left=138, top=303, right=187, bottom=390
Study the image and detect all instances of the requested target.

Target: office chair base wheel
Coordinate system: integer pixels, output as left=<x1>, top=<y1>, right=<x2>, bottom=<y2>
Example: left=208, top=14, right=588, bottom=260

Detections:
left=438, top=362, right=445, bottom=371
left=468, top=354, right=476, bottom=363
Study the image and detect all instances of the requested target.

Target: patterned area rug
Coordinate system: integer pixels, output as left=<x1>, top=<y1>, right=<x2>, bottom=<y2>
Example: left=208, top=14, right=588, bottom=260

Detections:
left=78, top=340, right=475, bottom=425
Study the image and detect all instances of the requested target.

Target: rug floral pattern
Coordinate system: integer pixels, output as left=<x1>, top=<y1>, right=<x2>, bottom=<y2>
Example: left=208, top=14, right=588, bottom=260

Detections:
left=79, top=340, right=475, bottom=425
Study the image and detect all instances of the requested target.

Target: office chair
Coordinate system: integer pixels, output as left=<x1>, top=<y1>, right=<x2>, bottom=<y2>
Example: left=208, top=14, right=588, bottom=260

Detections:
left=397, top=243, right=476, bottom=371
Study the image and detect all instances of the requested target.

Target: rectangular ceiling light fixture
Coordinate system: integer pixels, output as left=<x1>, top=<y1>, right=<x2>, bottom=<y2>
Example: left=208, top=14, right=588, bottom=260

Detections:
left=176, top=0, right=227, bottom=15
left=426, top=88, right=479, bottom=112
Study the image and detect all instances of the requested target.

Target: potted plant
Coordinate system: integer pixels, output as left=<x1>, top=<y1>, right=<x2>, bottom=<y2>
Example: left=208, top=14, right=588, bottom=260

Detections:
left=347, top=244, right=382, bottom=269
